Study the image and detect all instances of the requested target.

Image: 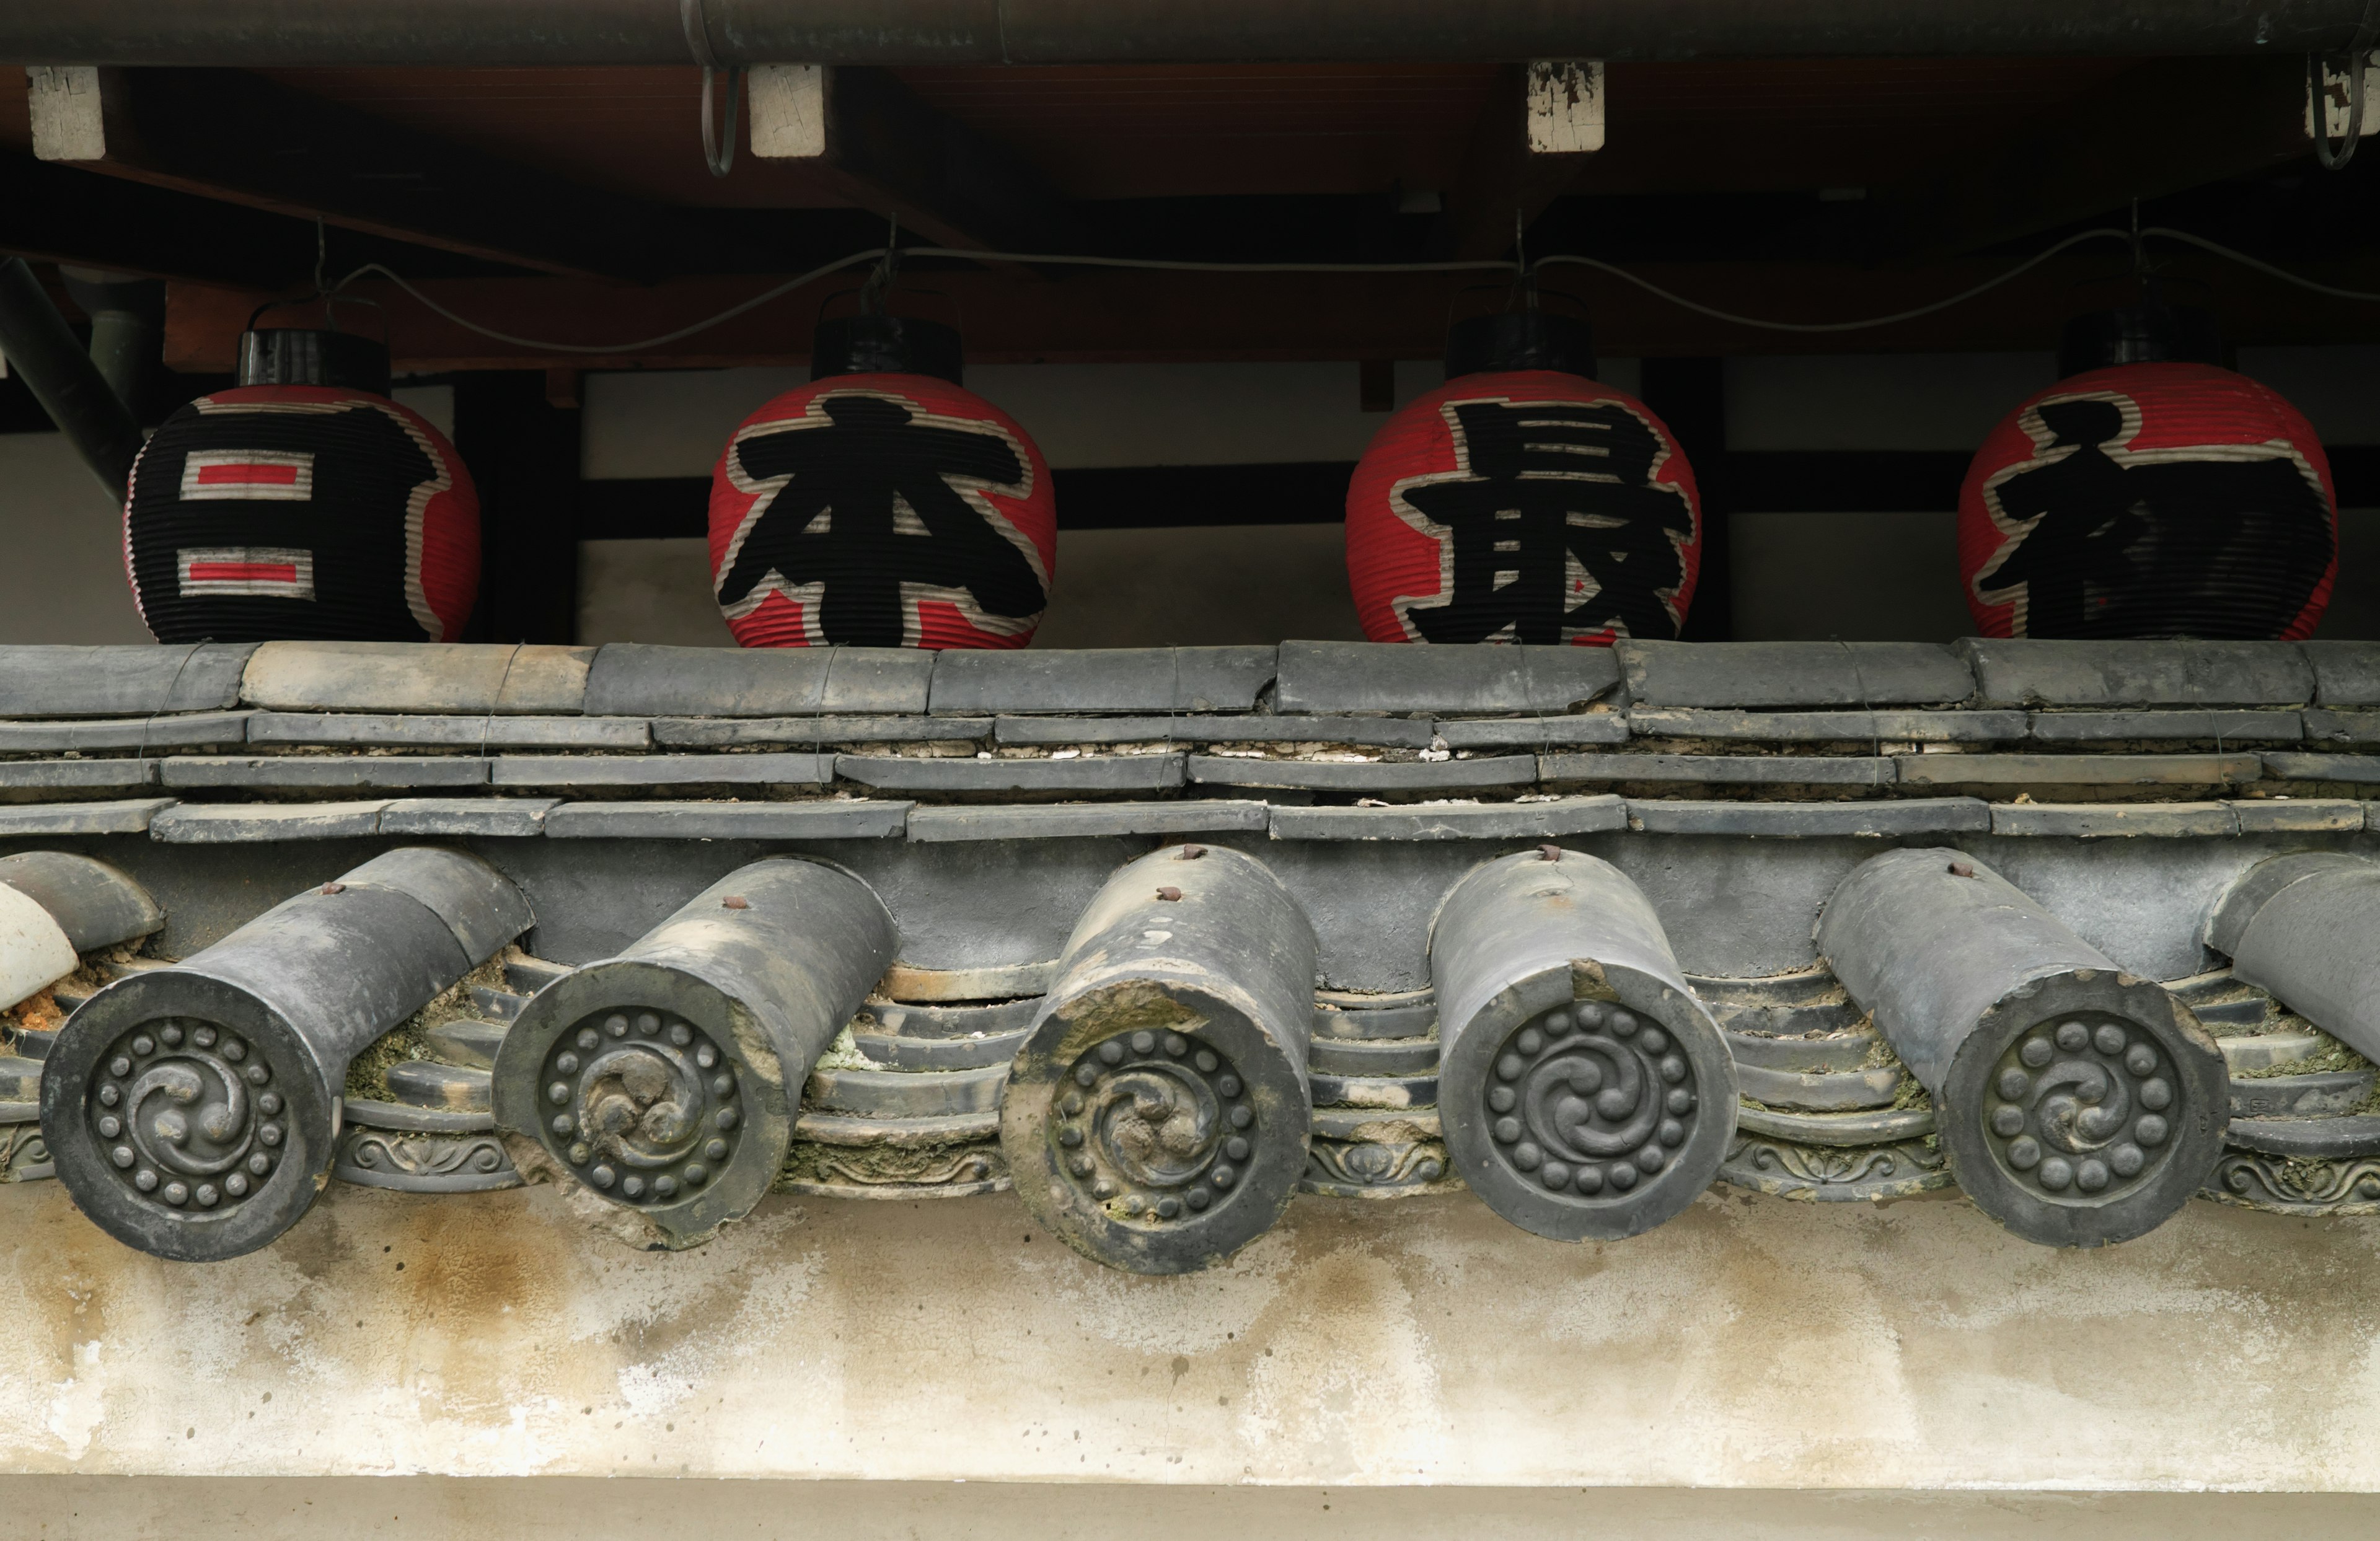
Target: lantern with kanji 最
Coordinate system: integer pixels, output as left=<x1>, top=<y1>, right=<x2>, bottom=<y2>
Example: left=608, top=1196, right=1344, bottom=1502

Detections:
left=123, top=327, right=479, bottom=643
left=708, top=315, right=1057, bottom=649
left=1345, top=312, right=1702, bottom=646
left=1959, top=304, right=2337, bottom=639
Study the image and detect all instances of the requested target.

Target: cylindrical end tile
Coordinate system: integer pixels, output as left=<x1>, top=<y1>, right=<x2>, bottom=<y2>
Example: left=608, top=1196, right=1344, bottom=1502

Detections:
left=42, top=970, right=333, bottom=1262
left=1003, top=845, right=1316, bottom=1274
left=1432, top=848, right=1736, bottom=1242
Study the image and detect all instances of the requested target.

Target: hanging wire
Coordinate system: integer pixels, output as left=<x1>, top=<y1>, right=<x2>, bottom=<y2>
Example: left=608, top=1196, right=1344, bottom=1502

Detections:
left=2140, top=227, right=2380, bottom=303
left=1529, top=227, right=2134, bottom=333
left=327, top=223, right=2380, bottom=357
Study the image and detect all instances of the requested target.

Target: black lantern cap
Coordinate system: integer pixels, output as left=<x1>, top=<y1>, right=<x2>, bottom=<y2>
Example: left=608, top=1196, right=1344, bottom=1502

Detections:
left=1446, top=311, right=1597, bottom=383
left=2057, top=302, right=2223, bottom=380
left=811, top=315, right=966, bottom=387
left=236, top=327, right=393, bottom=397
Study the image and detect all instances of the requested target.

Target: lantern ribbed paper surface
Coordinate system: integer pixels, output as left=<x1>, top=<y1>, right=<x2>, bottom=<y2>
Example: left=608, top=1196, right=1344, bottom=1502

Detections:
left=1960, top=362, right=2337, bottom=639
left=708, top=374, right=1057, bottom=649
left=125, top=385, right=479, bottom=644
left=1346, top=371, right=1702, bottom=646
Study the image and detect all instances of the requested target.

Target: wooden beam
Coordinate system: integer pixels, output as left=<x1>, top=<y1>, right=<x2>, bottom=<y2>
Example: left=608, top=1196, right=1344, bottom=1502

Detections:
left=163, top=247, right=2380, bottom=374
left=1880, top=55, right=2314, bottom=260
left=26, top=65, right=770, bottom=284
left=747, top=63, right=1076, bottom=260
left=0, top=148, right=322, bottom=288
left=1439, top=61, right=1603, bottom=261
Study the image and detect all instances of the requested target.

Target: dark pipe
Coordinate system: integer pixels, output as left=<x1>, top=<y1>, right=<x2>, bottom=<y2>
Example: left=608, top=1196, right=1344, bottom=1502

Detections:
left=2, top=1, right=2366, bottom=65
left=57, top=267, right=164, bottom=417
left=0, top=257, right=146, bottom=498
left=1001, top=843, right=1317, bottom=1275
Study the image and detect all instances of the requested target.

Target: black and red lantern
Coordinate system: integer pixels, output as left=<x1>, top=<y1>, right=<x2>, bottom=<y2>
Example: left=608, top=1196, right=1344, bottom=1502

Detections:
left=124, top=326, right=479, bottom=643
left=708, top=315, right=1056, bottom=649
left=1346, top=311, right=1702, bottom=646
left=1960, top=304, right=2337, bottom=640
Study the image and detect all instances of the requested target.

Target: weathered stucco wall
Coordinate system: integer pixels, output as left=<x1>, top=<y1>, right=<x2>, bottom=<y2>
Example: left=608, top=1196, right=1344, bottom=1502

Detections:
left=4, top=1178, right=2378, bottom=1495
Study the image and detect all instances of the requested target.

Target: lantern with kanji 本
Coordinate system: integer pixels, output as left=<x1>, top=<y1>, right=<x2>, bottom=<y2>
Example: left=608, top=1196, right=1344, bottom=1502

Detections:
left=124, top=329, right=479, bottom=643
left=1345, top=312, right=1701, bottom=646
left=1960, top=305, right=2337, bottom=639
left=708, top=315, right=1057, bottom=649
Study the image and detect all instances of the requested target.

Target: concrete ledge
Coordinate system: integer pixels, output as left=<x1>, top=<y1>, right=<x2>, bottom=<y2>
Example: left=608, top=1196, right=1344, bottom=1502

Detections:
left=7, top=1478, right=2378, bottom=1541
left=1270, top=796, right=1626, bottom=841
left=906, top=800, right=1266, bottom=841
left=0, top=1180, right=2375, bottom=1496
left=542, top=800, right=910, bottom=840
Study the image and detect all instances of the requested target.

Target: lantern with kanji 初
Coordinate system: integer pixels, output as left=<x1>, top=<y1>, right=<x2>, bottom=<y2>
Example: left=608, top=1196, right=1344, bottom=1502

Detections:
left=124, top=328, right=479, bottom=643
left=708, top=315, right=1057, bottom=649
left=1959, top=304, right=2337, bottom=640
left=1344, top=312, right=1702, bottom=646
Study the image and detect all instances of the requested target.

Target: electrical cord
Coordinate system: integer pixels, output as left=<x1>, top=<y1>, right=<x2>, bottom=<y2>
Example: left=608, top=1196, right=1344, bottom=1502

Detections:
left=1531, top=228, right=2132, bottom=333
left=332, top=225, right=2380, bottom=356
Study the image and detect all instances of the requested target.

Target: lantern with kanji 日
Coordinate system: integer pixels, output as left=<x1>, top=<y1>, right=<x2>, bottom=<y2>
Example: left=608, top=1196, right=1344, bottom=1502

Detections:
left=125, top=326, right=479, bottom=643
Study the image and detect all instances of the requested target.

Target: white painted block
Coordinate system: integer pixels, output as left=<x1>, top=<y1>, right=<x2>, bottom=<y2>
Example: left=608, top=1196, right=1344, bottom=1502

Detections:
left=1525, top=61, right=1604, bottom=155
left=747, top=63, right=827, bottom=159
left=26, top=66, right=107, bottom=162
left=2307, top=53, right=2380, bottom=140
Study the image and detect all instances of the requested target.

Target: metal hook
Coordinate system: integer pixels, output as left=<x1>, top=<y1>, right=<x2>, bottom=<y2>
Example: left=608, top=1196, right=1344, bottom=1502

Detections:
left=701, top=65, right=742, bottom=178
left=2311, top=50, right=2370, bottom=172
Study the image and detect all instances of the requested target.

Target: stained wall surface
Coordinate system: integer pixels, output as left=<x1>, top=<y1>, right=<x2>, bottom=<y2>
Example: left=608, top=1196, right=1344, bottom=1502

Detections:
left=3, top=1176, right=2378, bottom=1495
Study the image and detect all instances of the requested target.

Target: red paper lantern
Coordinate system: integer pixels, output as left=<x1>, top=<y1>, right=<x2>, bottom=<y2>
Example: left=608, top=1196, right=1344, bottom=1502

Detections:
left=1961, top=332, right=2337, bottom=640
left=709, top=318, right=1056, bottom=649
left=125, top=373, right=479, bottom=644
left=1346, top=317, right=1701, bottom=646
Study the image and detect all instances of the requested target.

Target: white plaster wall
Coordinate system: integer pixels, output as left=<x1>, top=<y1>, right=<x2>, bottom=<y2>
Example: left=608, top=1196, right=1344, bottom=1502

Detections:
left=3, top=1178, right=2379, bottom=1495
